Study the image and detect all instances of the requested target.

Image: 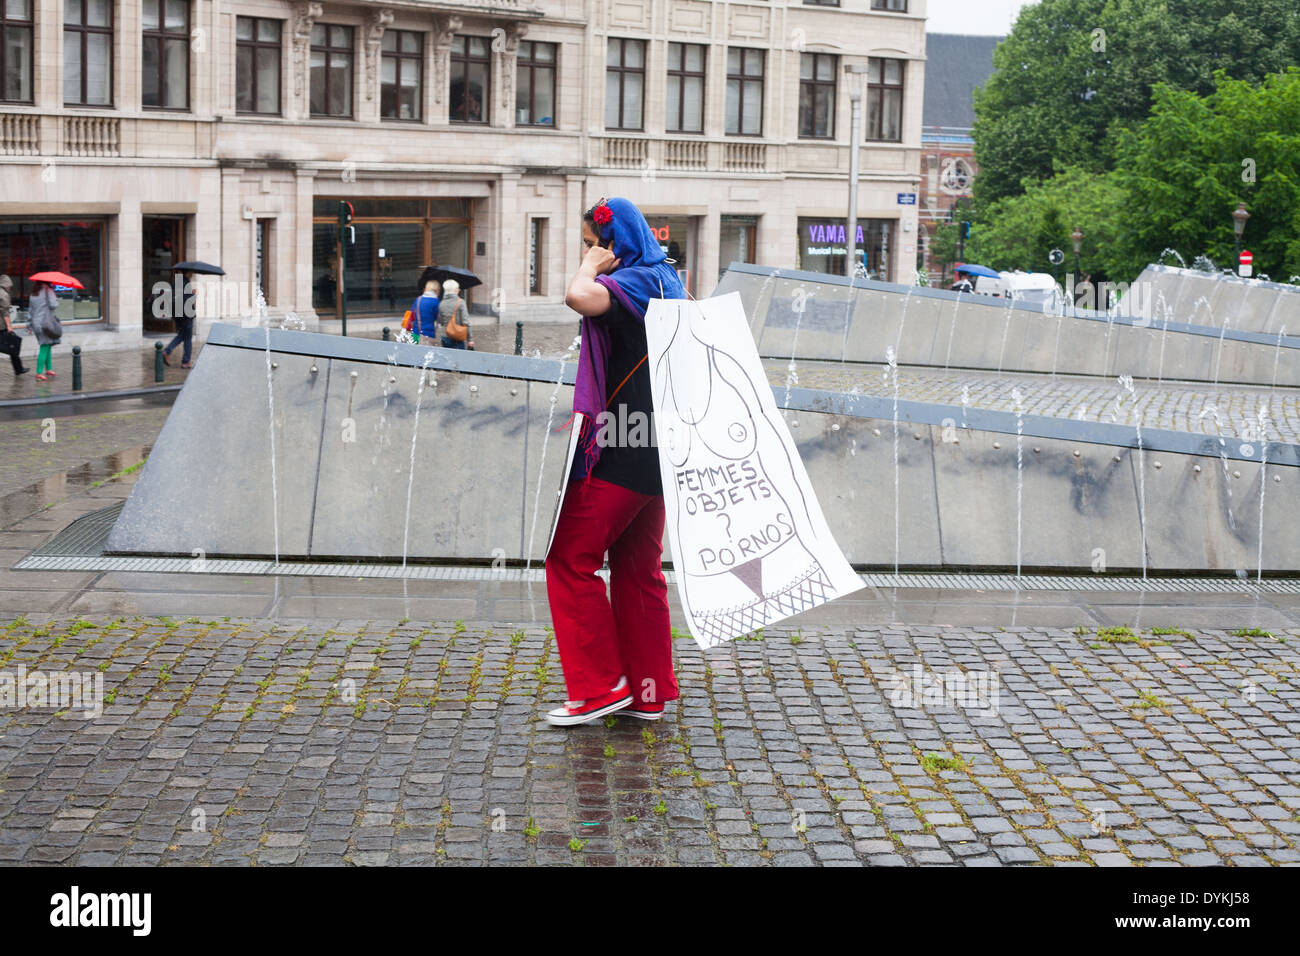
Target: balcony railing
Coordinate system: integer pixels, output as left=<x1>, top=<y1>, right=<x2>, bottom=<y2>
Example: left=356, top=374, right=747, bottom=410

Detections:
left=594, top=135, right=773, bottom=174
left=0, top=113, right=38, bottom=155
left=64, top=116, right=121, bottom=157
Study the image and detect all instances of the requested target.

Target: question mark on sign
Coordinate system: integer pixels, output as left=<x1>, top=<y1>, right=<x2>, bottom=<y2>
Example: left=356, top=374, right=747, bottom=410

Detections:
left=718, top=513, right=732, bottom=538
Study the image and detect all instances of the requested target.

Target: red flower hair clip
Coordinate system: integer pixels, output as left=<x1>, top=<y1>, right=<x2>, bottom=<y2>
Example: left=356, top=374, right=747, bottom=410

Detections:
left=592, top=202, right=613, bottom=226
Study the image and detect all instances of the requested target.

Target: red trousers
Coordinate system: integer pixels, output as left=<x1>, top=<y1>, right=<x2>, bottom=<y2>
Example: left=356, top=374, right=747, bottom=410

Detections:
left=545, top=476, right=680, bottom=705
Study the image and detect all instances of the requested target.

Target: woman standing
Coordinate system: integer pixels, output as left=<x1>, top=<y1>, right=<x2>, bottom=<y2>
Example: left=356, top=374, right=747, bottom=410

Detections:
left=543, top=197, right=686, bottom=726
left=28, top=281, right=60, bottom=382
left=437, top=279, right=474, bottom=350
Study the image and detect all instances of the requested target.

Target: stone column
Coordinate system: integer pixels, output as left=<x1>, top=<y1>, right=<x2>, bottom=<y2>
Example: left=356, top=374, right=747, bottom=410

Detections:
left=430, top=15, right=463, bottom=127
left=289, top=2, right=323, bottom=121
left=496, top=21, right=528, bottom=130
left=112, top=195, right=142, bottom=337
left=697, top=207, right=721, bottom=297
left=294, top=167, right=319, bottom=328
left=359, top=8, right=394, bottom=125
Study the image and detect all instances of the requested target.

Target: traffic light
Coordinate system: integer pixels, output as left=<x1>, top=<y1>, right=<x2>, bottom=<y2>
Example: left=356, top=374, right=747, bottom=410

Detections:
left=960, top=221, right=971, bottom=240
left=338, top=200, right=354, bottom=226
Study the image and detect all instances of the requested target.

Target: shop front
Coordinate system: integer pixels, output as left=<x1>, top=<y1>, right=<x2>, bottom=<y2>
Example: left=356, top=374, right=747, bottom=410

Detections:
left=797, top=217, right=894, bottom=280
left=312, top=198, right=473, bottom=316
left=0, top=218, right=107, bottom=326
left=718, top=215, right=758, bottom=281
left=642, top=214, right=697, bottom=297
left=143, top=216, right=186, bottom=332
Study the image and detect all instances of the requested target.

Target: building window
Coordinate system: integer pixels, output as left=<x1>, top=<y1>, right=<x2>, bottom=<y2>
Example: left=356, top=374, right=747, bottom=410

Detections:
left=236, top=17, right=281, bottom=115
left=725, top=47, right=763, bottom=136
left=256, top=219, right=272, bottom=306
left=528, top=218, right=546, bottom=294
left=872, top=0, right=909, bottom=11
left=805, top=1, right=841, bottom=6
left=604, top=37, right=644, bottom=130
left=719, top=215, right=758, bottom=279
left=1, top=219, right=106, bottom=324
left=63, top=0, right=113, bottom=106
left=450, top=35, right=490, bottom=123
left=142, top=0, right=188, bottom=109
left=798, top=216, right=893, bottom=278
left=310, top=23, right=353, bottom=118
left=381, top=30, right=422, bottom=120
left=516, top=40, right=556, bottom=126
left=312, top=198, right=472, bottom=317
left=866, top=56, right=904, bottom=141
left=798, top=52, right=836, bottom=139
left=1, top=1, right=32, bottom=103
left=666, top=42, right=705, bottom=134
left=940, top=157, right=973, bottom=194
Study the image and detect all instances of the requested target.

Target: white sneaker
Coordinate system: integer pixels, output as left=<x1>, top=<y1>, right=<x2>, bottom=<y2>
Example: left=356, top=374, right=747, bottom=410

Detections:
left=544, top=676, right=632, bottom=726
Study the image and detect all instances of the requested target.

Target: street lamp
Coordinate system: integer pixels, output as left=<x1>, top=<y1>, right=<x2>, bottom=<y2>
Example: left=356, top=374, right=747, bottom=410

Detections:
left=844, top=63, right=872, bottom=278
left=1231, top=202, right=1250, bottom=256
left=1071, top=226, right=1084, bottom=279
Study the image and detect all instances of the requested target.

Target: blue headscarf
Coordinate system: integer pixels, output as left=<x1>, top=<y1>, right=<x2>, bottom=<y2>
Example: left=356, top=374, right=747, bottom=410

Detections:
left=591, top=197, right=686, bottom=314
left=568, top=197, right=685, bottom=486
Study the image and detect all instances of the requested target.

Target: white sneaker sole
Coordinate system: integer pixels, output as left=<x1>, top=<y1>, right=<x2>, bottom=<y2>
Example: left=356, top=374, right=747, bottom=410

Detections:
left=619, top=709, right=663, bottom=720
left=544, top=695, right=633, bottom=727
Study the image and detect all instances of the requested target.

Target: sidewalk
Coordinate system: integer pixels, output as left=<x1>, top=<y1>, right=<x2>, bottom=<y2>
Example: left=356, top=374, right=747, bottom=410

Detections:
left=1, top=322, right=580, bottom=407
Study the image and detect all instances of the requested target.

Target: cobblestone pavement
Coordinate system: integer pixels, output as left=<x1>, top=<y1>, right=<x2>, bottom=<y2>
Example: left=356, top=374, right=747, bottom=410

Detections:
left=773, top=363, right=1300, bottom=445
left=1, top=615, right=1297, bottom=866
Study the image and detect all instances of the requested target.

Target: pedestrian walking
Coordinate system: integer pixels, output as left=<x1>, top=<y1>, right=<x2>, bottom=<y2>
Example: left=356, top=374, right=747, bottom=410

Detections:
left=411, top=269, right=441, bottom=345
left=27, top=280, right=60, bottom=381
left=437, top=279, right=473, bottom=350
left=162, top=271, right=196, bottom=368
left=0, top=275, right=28, bottom=376
left=543, top=197, right=686, bottom=726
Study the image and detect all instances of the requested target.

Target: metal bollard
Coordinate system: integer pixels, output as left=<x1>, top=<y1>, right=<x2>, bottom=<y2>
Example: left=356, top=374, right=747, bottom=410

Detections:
left=514, top=320, right=523, bottom=356
left=154, top=342, right=164, bottom=382
left=382, top=327, right=390, bottom=341
left=72, top=345, right=82, bottom=391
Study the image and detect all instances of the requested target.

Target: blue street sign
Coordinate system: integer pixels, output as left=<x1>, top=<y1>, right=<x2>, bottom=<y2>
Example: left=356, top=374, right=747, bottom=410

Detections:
left=897, top=193, right=917, bottom=205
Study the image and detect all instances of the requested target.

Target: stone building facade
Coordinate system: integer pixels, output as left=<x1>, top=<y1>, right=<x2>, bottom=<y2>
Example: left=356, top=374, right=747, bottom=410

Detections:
left=0, top=0, right=925, bottom=350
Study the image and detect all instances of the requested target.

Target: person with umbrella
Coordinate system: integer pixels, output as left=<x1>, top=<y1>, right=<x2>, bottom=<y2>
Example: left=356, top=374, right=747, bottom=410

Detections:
left=26, top=270, right=76, bottom=381
left=163, top=261, right=222, bottom=368
left=438, top=278, right=473, bottom=350
left=410, top=267, right=441, bottom=345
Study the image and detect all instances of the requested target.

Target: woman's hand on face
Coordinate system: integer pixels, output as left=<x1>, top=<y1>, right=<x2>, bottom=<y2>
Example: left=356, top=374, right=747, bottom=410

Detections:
left=581, top=243, right=620, bottom=276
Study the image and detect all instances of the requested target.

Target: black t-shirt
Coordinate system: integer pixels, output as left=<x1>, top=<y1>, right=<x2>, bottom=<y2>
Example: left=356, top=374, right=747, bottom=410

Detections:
left=567, top=296, right=663, bottom=496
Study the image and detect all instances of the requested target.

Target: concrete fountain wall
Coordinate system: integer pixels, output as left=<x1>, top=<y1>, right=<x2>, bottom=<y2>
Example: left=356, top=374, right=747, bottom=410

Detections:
left=1129, top=264, right=1300, bottom=336
left=103, top=323, right=1300, bottom=573
left=716, top=263, right=1300, bottom=386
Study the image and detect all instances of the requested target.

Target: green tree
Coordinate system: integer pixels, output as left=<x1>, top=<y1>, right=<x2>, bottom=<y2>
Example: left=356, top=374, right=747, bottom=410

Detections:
left=1113, top=69, right=1300, bottom=279
left=972, top=0, right=1300, bottom=208
left=965, top=166, right=1128, bottom=281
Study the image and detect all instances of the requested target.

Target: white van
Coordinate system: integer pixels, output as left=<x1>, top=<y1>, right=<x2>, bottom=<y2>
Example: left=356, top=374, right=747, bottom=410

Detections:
left=1000, top=271, right=1064, bottom=311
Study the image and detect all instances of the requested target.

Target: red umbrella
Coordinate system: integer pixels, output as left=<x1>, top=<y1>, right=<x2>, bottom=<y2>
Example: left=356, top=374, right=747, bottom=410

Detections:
left=28, top=271, right=84, bottom=290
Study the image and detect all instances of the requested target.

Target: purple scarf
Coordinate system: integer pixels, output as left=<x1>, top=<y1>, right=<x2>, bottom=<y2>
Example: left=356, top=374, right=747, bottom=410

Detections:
left=567, top=197, right=687, bottom=483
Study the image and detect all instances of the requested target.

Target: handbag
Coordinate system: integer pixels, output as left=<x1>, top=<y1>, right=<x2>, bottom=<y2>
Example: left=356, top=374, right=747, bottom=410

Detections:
left=445, top=302, right=467, bottom=343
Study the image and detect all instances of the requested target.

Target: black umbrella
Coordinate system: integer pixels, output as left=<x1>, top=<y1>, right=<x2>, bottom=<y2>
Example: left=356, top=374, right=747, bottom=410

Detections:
left=171, top=260, right=226, bottom=276
left=423, top=265, right=481, bottom=290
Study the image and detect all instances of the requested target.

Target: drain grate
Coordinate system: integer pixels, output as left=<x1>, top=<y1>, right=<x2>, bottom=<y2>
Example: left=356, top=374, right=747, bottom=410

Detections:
left=16, top=503, right=1300, bottom=593
left=32, top=502, right=125, bottom=556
